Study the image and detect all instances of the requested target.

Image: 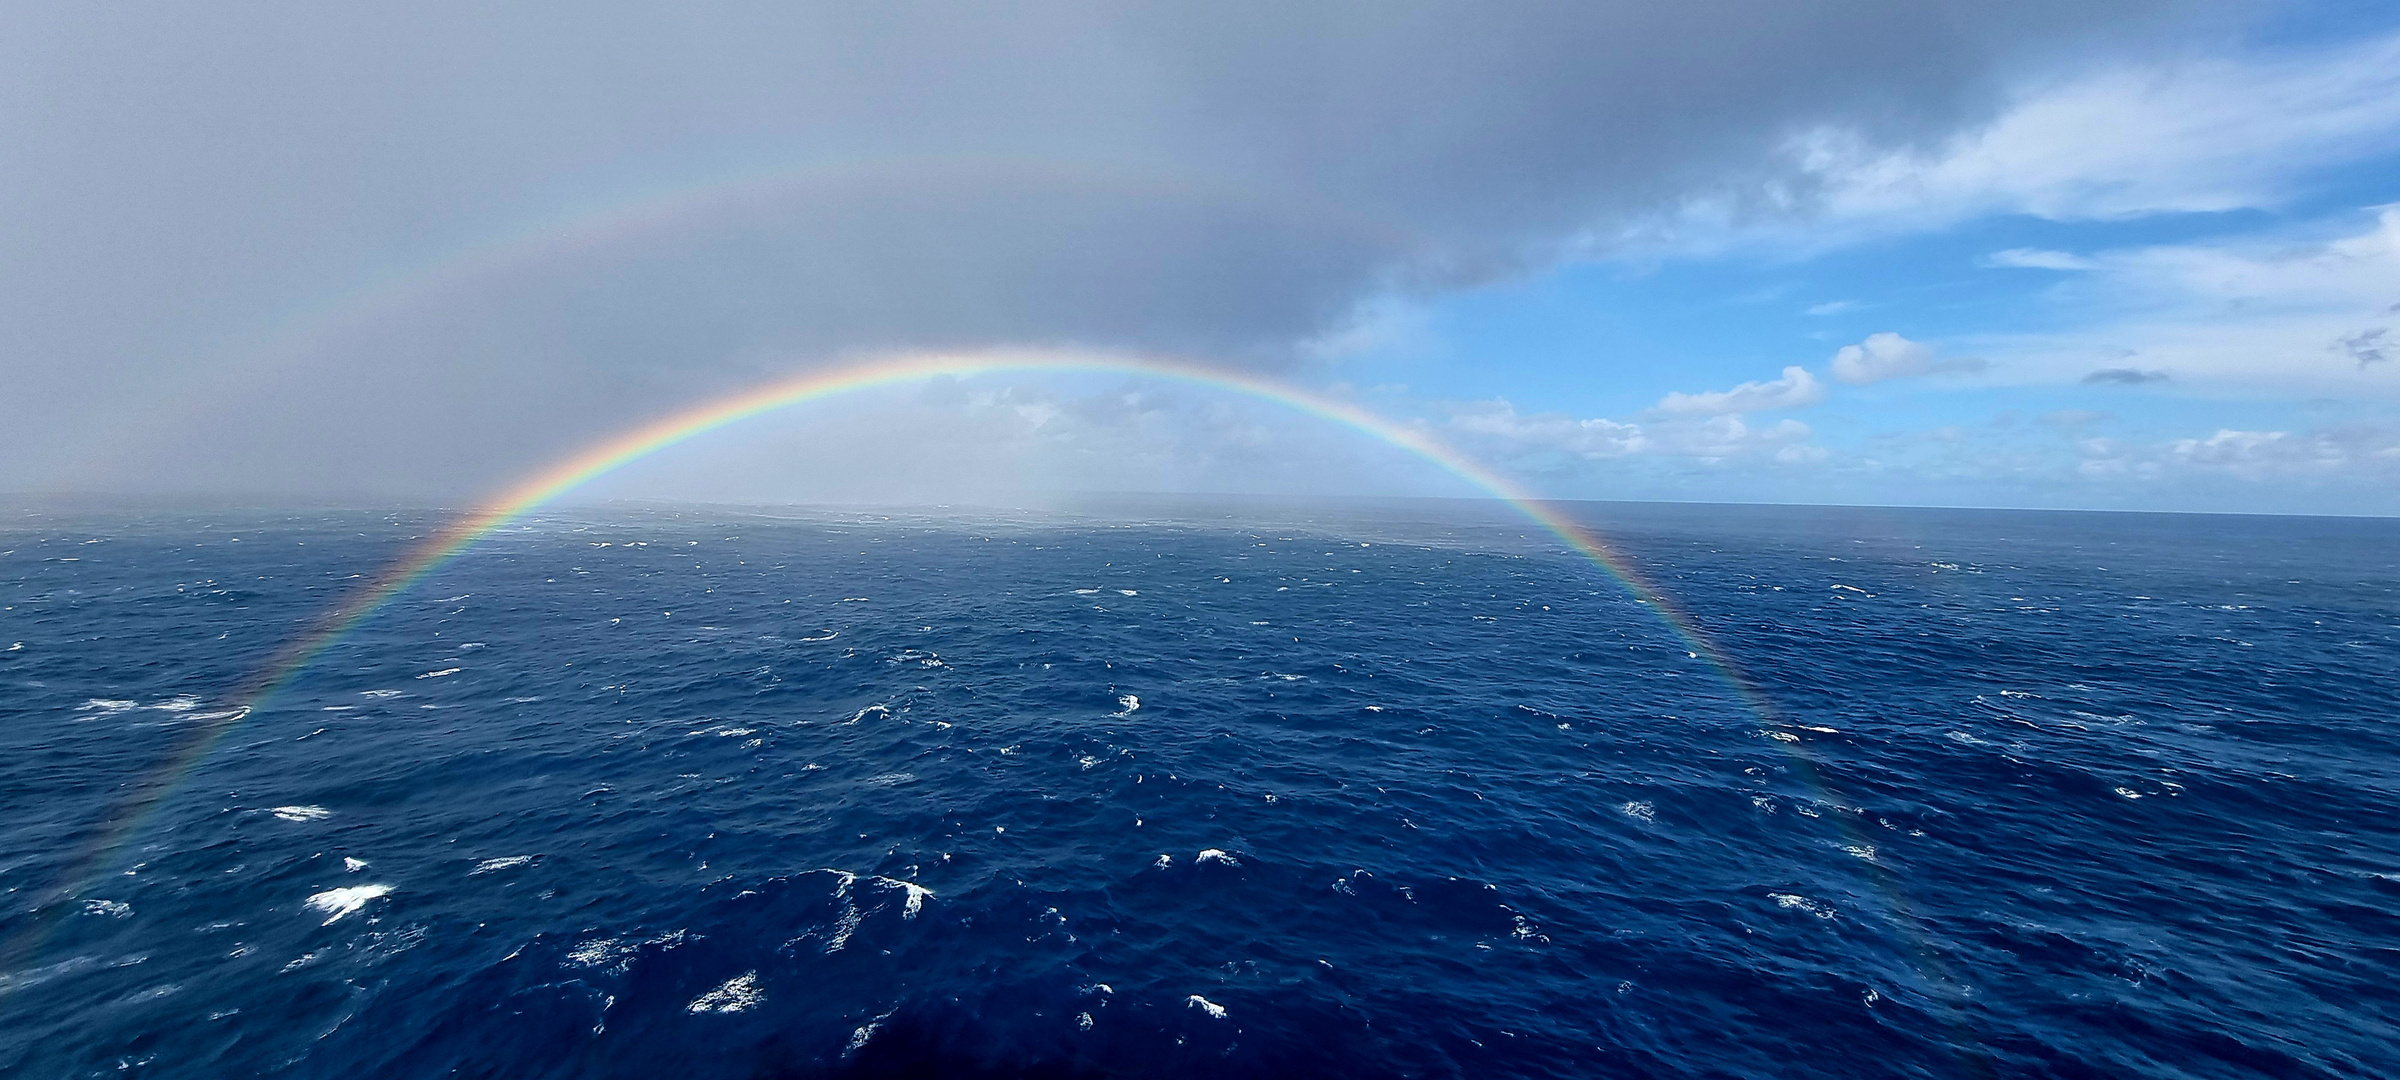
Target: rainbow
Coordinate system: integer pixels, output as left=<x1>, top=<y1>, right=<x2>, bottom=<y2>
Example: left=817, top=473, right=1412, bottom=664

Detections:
left=232, top=349, right=1779, bottom=716
left=6, top=350, right=1809, bottom=987
left=112, top=350, right=1785, bottom=852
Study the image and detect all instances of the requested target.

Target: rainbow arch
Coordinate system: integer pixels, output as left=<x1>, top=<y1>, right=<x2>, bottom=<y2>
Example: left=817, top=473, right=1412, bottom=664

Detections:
left=8, top=349, right=1808, bottom=985
left=233, top=349, right=1777, bottom=715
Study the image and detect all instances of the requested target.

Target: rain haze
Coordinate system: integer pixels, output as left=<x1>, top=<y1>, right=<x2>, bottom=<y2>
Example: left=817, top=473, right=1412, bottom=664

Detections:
left=9, top=1, right=2397, bottom=511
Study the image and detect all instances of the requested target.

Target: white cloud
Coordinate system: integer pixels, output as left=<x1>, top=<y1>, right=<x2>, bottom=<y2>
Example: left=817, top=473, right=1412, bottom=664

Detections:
left=1807, top=32, right=2400, bottom=227
left=1969, top=206, right=2400, bottom=395
left=1450, top=401, right=1647, bottom=459
left=1828, top=332, right=1985, bottom=385
left=2068, top=423, right=2400, bottom=483
left=1655, top=365, right=1825, bottom=414
left=1983, top=248, right=2096, bottom=271
left=1804, top=299, right=1860, bottom=315
left=1616, top=32, right=2400, bottom=258
left=1448, top=400, right=1817, bottom=466
left=2166, top=427, right=2397, bottom=479
left=1659, top=415, right=1818, bottom=463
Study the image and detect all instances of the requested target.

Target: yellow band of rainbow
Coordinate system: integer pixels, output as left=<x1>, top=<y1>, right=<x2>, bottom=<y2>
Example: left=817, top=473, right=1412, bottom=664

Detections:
left=7, top=350, right=1829, bottom=991
left=236, top=350, right=1779, bottom=718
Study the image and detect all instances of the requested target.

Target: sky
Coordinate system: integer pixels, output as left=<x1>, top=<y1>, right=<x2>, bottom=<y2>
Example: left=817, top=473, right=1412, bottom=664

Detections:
left=5, top=1, right=2398, bottom=514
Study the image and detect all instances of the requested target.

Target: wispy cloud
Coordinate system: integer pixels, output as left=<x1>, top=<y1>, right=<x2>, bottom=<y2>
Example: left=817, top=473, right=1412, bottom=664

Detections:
left=1448, top=400, right=1820, bottom=467
left=1829, top=332, right=1985, bottom=385
left=1806, top=32, right=2400, bottom=227
left=1970, top=206, right=2400, bottom=395
left=2082, top=368, right=2169, bottom=386
left=1626, top=32, right=2400, bottom=256
left=2074, top=424, right=2400, bottom=483
left=1655, top=366, right=1825, bottom=415
left=1983, top=248, right=2096, bottom=271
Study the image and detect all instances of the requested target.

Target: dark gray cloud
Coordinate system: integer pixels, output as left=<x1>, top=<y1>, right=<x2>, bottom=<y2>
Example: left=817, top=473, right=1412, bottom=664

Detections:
left=1, top=0, right=2218, bottom=496
left=2083, top=368, right=2173, bottom=385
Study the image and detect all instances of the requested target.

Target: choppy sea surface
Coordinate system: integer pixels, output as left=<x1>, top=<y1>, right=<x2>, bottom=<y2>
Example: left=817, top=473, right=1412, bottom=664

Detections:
left=3, top=498, right=2397, bottom=1079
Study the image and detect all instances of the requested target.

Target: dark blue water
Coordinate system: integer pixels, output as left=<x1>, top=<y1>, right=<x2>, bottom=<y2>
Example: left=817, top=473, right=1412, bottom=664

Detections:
left=3, top=499, right=2397, bottom=1078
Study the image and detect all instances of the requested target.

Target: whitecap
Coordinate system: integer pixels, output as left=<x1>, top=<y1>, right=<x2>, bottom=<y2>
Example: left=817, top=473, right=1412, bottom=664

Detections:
left=360, top=689, right=405, bottom=698
left=272, top=805, right=333, bottom=822
left=1769, top=893, right=1837, bottom=918
left=1621, top=801, right=1655, bottom=823
left=825, top=902, right=864, bottom=952
left=78, top=699, right=138, bottom=715
left=1195, top=849, right=1239, bottom=867
left=1153, top=854, right=1172, bottom=869
left=1114, top=694, right=1140, bottom=715
left=415, top=668, right=461, bottom=679
left=152, top=695, right=202, bottom=712
left=82, top=899, right=132, bottom=918
left=878, top=878, right=934, bottom=919
left=846, top=1007, right=897, bottom=1053
left=1187, top=994, right=1228, bottom=1019
left=303, top=884, right=392, bottom=925
left=1117, top=589, right=1137, bottom=596
left=470, top=855, right=535, bottom=874
left=343, top=858, right=368, bottom=872
left=686, top=972, right=764, bottom=1014
left=564, top=938, right=633, bottom=971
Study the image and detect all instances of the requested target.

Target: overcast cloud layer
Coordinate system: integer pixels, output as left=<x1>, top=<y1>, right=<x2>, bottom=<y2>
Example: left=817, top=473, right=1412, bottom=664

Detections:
left=23, top=0, right=2400, bottom=513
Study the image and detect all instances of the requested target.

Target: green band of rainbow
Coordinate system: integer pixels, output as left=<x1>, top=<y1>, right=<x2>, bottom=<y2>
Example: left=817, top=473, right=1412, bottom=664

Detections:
left=238, top=349, right=1782, bottom=717
left=9, top=351, right=1810, bottom=990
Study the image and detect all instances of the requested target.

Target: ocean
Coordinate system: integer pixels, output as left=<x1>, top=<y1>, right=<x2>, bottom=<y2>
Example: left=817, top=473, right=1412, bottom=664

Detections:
left=2, top=498, right=2395, bottom=1078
